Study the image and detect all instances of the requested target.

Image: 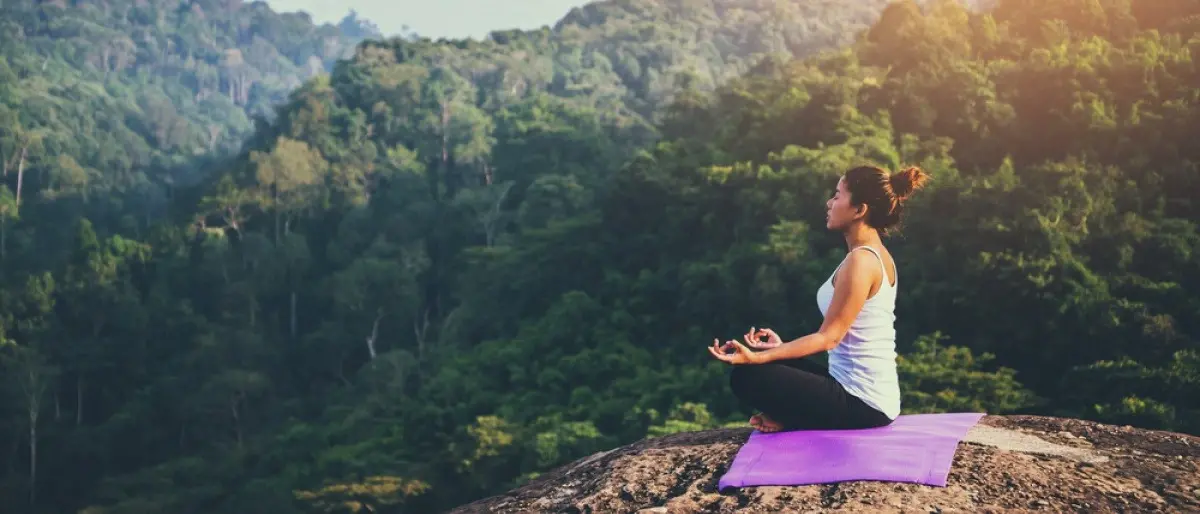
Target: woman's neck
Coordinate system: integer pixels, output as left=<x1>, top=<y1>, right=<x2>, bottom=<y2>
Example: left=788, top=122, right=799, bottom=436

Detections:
left=843, top=222, right=881, bottom=250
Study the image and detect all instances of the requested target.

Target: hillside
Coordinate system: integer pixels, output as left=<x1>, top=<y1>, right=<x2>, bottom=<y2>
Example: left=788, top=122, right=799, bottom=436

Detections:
left=545, top=0, right=902, bottom=117
left=453, top=415, right=1200, bottom=513
left=0, top=0, right=375, bottom=269
left=303, top=0, right=907, bottom=157
left=2, top=0, right=1199, bottom=513
left=0, top=0, right=376, bottom=510
left=0, top=0, right=913, bottom=512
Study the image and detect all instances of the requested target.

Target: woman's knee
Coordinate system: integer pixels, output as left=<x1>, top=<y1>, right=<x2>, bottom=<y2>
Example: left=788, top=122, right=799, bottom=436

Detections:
left=728, top=364, right=763, bottom=395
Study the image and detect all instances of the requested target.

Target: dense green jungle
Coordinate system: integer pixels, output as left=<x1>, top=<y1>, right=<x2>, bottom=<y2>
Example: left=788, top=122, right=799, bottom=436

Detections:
left=0, top=0, right=1197, bottom=512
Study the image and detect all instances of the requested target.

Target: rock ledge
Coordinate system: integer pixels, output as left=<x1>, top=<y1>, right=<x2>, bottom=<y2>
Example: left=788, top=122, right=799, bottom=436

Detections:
left=451, top=415, right=1200, bottom=513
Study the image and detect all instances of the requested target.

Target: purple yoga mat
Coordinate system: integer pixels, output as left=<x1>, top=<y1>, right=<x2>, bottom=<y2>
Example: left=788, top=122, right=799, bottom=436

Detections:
left=718, top=412, right=985, bottom=490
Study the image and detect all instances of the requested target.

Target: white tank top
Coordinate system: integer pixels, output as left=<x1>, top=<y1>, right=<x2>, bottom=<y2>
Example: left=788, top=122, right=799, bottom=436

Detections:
left=815, top=245, right=901, bottom=419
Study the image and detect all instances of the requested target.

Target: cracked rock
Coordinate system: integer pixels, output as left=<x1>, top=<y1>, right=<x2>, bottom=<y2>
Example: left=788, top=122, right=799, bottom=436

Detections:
left=451, top=415, right=1200, bottom=514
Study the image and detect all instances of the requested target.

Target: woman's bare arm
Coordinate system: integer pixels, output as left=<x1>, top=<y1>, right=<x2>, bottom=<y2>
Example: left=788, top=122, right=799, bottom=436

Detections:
left=754, top=250, right=880, bottom=363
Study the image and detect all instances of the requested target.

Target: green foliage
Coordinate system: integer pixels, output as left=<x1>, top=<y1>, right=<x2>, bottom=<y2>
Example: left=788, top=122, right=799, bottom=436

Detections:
left=2, top=0, right=1200, bottom=513
left=647, top=402, right=723, bottom=437
left=531, top=419, right=604, bottom=468
left=897, top=333, right=1041, bottom=414
left=293, top=475, right=430, bottom=513
left=1058, top=350, right=1200, bottom=433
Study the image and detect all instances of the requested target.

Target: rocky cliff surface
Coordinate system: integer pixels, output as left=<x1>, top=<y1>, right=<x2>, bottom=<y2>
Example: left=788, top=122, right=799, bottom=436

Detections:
left=451, top=415, right=1199, bottom=513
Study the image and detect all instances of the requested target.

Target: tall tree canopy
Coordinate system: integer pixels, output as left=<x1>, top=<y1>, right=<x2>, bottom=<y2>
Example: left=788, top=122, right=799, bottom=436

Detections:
left=1, top=0, right=1197, bottom=513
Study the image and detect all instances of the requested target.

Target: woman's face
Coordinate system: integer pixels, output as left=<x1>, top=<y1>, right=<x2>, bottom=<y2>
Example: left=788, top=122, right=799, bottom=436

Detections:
left=825, top=176, right=861, bottom=231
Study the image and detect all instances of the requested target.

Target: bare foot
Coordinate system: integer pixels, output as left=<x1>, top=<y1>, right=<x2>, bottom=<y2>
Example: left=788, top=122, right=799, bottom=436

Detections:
left=749, top=413, right=784, bottom=433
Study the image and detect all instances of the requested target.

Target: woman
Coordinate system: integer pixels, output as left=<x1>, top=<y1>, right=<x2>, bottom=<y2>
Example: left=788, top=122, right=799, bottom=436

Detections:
left=708, top=164, right=930, bottom=432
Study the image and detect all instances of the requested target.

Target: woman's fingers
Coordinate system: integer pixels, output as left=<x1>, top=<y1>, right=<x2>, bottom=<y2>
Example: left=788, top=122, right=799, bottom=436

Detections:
left=725, top=340, right=748, bottom=357
left=745, top=326, right=766, bottom=348
left=708, top=344, right=725, bottom=360
left=710, top=339, right=755, bottom=364
left=711, top=335, right=768, bottom=364
left=715, top=338, right=733, bottom=353
left=709, top=339, right=733, bottom=362
left=723, top=340, right=742, bottom=355
left=757, top=327, right=780, bottom=346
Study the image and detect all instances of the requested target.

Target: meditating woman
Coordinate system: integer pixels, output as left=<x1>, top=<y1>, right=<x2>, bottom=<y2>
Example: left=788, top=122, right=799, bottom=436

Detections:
left=708, top=164, right=930, bottom=432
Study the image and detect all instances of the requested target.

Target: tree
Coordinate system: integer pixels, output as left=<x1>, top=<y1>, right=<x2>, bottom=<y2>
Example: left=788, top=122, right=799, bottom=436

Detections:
left=249, top=136, right=326, bottom=243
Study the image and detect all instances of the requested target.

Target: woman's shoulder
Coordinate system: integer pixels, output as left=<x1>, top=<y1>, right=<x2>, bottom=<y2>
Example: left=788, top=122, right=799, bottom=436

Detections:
left=845, top=246, right=885, bottom=271
left=836, top=248, right=884, bottom=285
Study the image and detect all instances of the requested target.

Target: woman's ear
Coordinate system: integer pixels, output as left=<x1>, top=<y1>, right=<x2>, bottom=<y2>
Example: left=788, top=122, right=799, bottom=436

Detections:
left=854, top=203, right=868, bottom=220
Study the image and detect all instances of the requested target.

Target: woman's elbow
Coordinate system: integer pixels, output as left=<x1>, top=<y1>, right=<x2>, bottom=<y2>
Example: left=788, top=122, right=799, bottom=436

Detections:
left=818, top=331, right=844, bottom=351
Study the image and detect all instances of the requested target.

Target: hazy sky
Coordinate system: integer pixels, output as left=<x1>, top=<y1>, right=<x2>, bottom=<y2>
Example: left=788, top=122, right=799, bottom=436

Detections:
left=264, top=0, right=593, bottom=40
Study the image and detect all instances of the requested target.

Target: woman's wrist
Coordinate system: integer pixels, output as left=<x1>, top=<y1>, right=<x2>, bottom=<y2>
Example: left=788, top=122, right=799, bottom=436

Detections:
left=761, top=333, right=828, bottom=362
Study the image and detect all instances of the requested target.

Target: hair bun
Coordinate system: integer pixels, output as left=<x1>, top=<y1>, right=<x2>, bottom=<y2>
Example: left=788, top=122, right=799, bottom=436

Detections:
left=889, top=166, right=930, bottom=201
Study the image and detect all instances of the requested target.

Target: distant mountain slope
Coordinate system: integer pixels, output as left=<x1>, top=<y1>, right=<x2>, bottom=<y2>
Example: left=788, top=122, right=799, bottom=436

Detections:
left=0, top=0, right=373, bottom=260
left=347, top=0, right=899, bottom=129
left=0, top=1, right=369, bottom=507
left=550, top=0, right=896, bottom=110
left=0, top=1, right=921, bottom=513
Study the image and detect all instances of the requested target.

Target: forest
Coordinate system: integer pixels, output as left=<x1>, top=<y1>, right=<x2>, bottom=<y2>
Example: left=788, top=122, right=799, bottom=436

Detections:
left=1, top=0, right=1197, bottom=512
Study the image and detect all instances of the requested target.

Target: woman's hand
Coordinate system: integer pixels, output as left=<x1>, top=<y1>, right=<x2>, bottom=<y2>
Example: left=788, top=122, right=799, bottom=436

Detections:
left=708, top=338, right=765, bottom=365
left=744, top=327, right=783, bottom=349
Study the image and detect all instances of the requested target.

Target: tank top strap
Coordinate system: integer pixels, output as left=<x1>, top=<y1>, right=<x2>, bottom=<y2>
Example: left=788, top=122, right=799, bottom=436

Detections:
left=849, top=245, right=894, bottom=289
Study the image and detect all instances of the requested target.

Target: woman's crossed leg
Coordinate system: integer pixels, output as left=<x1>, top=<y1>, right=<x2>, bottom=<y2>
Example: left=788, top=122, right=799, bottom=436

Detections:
left=729, top=357, right=891, bottom=432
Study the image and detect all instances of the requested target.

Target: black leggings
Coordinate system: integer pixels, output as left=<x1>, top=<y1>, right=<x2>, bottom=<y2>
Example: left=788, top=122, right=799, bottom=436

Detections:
left=729, top=357, right=893, bottom=430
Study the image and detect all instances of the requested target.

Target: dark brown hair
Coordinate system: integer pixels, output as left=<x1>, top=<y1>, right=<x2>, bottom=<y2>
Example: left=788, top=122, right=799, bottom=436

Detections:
left=843, top=165, right=930, bottom=233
